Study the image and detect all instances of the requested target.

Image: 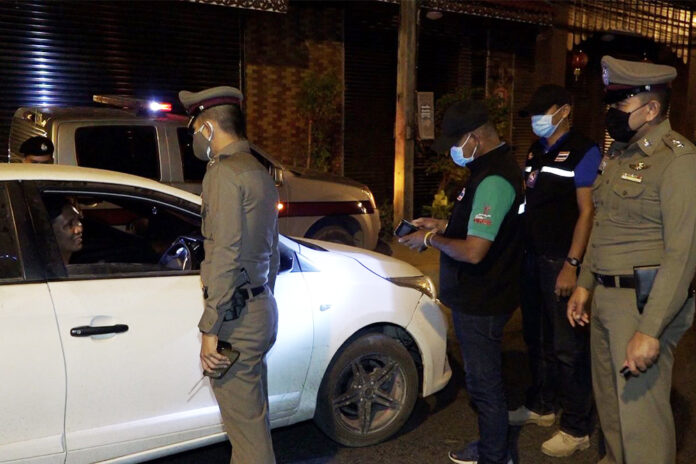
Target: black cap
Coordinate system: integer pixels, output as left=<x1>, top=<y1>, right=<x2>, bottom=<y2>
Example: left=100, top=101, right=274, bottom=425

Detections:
left=432, top=100, right=489, bottom=153
left=519, top=84, right=571, bottom=117
left=19, top=136, right=54, bottom=156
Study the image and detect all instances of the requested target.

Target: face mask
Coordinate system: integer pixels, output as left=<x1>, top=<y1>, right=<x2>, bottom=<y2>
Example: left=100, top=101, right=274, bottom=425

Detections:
left=450, top=134, right=478, bottom=167
left=531, top=106, right=565, bottom=138
left=192, top=122, right=214, bottom=161
left=605, top=103, right=649, bottom=143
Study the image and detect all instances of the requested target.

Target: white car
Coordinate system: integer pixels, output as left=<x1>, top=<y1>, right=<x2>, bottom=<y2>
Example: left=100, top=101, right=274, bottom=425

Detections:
left=0, top=164, right=451, bottom=464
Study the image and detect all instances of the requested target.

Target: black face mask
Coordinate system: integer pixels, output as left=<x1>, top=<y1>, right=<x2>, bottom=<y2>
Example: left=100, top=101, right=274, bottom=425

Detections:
left=605, top=103, right=648, bottom=143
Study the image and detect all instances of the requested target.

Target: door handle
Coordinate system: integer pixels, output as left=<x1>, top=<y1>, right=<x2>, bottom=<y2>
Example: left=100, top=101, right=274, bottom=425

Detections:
left=70, top=324, right=129, bottom=337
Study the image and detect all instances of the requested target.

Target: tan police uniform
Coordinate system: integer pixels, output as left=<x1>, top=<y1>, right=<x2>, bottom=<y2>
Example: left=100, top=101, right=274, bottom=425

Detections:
left=180, top=87, right=280, bottom=464
left=577, top=57, right=696, bottom=464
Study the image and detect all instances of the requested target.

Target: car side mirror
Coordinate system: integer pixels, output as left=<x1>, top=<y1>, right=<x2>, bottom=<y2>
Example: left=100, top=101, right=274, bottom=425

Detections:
left=273, top=167, right=284, bottom=187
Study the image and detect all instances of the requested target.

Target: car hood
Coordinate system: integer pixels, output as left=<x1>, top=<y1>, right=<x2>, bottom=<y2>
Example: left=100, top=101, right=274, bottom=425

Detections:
left=287, top=168, right=367, bottom=189
left=297, top=238, right=423, bottom=278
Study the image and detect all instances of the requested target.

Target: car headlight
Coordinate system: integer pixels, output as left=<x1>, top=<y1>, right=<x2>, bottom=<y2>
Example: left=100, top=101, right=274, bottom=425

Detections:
left=387, top=275, right=437, bottom=299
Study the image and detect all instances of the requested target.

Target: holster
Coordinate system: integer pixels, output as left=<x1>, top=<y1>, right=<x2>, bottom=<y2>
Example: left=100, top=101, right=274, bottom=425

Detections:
left=221, top=268, right=251, bottom=321
left=633, top=265, right=659, bottom=314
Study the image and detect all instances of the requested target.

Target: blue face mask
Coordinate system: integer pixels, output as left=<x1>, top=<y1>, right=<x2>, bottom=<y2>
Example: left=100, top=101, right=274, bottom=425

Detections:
left=450, top=134, right=478, bottom=167
left=531, top=105, right=566, bottom=138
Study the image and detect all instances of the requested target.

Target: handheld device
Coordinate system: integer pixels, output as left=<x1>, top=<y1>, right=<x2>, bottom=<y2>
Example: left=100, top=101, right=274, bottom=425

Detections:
left=205, top=340, right=240, bottom=379
left=394, top=218, right=419, bottom=238
left=620, top=366, right=632, bottom=379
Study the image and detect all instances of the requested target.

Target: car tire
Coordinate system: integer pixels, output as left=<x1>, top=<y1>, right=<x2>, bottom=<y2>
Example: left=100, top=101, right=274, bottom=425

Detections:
left=309, top=224, right=356, bottom=246
left=314, top=333, right=419, bottom=447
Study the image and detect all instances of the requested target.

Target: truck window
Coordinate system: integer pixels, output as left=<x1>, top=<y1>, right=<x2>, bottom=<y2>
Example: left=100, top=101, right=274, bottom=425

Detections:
left=177, top=128, right=207, bottom=182
left=75, top=126, right=159, bottom=180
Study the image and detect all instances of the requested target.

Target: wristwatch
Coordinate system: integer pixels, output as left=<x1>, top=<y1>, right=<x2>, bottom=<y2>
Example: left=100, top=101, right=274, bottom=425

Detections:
left=566, top=257, right=581, bottom=267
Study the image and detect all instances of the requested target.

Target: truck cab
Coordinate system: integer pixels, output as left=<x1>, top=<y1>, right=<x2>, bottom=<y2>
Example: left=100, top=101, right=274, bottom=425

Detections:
left=9, top=98, right=380, bottom=249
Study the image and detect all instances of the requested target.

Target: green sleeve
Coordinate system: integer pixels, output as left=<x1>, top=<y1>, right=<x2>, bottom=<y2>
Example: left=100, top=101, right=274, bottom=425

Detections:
left=467, top=175, right=516, bottom=241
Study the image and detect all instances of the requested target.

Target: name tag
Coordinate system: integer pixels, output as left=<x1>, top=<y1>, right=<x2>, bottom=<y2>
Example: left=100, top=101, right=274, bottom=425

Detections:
left=620, top=172, right=643, bottom=183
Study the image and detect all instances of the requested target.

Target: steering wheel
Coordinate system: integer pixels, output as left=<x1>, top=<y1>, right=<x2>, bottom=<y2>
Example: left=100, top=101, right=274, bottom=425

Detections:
left=159, top=235, right=203, bottom=271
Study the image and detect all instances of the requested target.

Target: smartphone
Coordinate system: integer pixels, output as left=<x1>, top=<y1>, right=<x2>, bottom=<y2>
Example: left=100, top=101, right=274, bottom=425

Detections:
left=394, top=219, right=419, bottom=238
left=205, top=340, right=240, bottom=379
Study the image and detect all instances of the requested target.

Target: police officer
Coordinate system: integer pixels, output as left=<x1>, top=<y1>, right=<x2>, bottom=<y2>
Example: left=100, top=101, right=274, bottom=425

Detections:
left=510, top=85, right=600, bottom=457
left=568, top=56, right=696, bottom=464
left=179, top=86, right=280, bottom=464
left=400, top=100, right=523, bottom=464
left=19, top=135, right=54, bottom=164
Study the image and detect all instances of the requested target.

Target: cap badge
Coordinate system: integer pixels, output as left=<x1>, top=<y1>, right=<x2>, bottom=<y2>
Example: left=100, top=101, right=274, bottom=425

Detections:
left=621, top=172, right=643, bottom=183
left=629, top=162, right=649, bottom=171
left=40, top=143, right=48, bottom=151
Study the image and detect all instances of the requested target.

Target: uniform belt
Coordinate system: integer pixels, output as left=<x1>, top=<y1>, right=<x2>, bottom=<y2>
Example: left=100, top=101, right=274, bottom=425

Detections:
left=239, top=286, right=265, bottom=300
left=594, top=273, right=635, bottom=288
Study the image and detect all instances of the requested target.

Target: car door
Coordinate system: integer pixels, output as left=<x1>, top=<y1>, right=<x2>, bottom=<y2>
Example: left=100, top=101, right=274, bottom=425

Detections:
left=0, top=182, right=66, bottom=464
left=30, top=181, right=311, bottom=462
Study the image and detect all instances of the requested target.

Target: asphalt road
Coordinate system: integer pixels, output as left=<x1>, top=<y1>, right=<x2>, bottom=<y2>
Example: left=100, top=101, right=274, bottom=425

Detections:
left=152, top=241, right=696, bottom=464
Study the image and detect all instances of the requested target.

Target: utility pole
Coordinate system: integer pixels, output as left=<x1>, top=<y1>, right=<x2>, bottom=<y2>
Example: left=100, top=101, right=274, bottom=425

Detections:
left=393, top=0, right=419, bottom=226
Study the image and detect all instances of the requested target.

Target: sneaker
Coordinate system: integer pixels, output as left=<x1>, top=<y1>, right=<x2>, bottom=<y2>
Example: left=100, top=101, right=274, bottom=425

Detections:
left=448, top=441, right=513, bottom=464
left=541, top=430, right=590, bottom=457
left=508, top=405, right=555, bottom=426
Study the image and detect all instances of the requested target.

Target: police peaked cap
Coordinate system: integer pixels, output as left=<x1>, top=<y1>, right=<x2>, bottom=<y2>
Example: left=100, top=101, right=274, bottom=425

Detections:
left=178, top=86, right=244, bottom=126
left=601, top=56, right=677, bottom=104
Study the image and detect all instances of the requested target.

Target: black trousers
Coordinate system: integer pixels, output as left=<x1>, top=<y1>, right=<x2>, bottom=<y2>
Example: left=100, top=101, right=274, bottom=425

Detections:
left=520, top=250, right=594, bottom=437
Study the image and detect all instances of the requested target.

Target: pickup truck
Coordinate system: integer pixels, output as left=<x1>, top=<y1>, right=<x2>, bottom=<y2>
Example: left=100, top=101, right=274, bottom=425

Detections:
left=9, top=97, right=380, bottom=249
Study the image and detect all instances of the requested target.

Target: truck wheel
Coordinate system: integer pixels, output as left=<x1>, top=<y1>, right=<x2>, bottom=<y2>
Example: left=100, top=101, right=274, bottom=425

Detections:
left=310, top=224, right=355, bottom=246
left=314, top=333, right=418, bottom=447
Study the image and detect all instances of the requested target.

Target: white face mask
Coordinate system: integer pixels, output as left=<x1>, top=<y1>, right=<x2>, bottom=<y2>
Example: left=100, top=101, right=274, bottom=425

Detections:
left=531, top=105, right=566, bottom=138
left=450, top=133, right=478, bottom=167
left=192, top=121, right=214, bottom=161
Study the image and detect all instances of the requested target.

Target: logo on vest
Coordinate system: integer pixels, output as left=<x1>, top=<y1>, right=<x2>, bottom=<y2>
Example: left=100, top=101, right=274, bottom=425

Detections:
left=473, top=205, right=493, bottom=226
left=554, top=151, right=570, bottom=162
left=457, top=187, right=466, bottom=201
left=526, top=169, right=539, bottom=189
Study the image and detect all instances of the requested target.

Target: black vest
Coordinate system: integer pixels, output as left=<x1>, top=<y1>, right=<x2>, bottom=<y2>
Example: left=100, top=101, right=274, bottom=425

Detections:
left=523, top=131, right=596, bottom=258
left=439, top=144, right=524, bottom=315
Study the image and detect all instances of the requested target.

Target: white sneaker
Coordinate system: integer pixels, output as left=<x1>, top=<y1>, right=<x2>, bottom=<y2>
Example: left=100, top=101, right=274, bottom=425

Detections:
left=541, top=430, right=590, bottom=457
left=508, top=405, right=555, bottom=426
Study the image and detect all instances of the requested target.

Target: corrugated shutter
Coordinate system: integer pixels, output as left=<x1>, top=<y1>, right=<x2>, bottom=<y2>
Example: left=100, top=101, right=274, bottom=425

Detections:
left=0, top=0, right=241, bottom=157
left=343, top=3, right=398, bottom=209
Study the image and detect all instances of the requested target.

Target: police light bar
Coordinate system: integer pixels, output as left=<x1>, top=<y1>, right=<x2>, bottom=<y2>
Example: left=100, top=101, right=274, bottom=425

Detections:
left=93, top=95, right=172, bottom=113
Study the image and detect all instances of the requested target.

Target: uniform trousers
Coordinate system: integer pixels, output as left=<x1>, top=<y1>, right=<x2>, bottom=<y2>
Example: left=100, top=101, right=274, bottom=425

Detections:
left=213, top=290, right=279, bottom=464
left=591, top=286, right=694, bottom=464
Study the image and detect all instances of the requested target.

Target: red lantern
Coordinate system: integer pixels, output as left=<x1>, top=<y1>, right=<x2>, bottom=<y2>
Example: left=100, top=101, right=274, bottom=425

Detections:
left=571, top=50, right=589, bottom=81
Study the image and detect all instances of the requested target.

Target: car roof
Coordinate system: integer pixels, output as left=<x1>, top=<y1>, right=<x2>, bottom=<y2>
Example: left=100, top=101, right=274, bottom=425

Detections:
left=0, top=164, right=202, bottom=205
left=14, top=106, right=188, bottom=125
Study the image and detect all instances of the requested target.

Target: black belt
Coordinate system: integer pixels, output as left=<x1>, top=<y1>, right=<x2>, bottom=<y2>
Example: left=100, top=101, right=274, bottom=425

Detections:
left=239, top=286, right=265, bottom=300
left=594, top=273, right=636, bottom=289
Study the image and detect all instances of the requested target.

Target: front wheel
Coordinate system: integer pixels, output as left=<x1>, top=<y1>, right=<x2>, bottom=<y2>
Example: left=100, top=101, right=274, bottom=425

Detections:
left=314, top=333, right=418, bottom=447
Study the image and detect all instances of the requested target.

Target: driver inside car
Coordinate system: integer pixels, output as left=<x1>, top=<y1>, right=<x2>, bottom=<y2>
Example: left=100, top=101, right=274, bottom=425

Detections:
left=45, top=196, right=84, bottom=265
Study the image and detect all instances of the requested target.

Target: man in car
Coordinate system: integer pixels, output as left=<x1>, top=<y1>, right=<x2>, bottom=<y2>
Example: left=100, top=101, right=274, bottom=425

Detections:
left=399, top=99, right=523, bottom=464
left=20, top=135, right=54, bottom=164
left=45, top=196, right=83, bottom=265
left=179, top=86, right=280, bottom=464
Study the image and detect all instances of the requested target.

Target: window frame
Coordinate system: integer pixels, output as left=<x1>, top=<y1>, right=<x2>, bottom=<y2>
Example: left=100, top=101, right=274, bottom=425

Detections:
left=30, top=181, right=203, bottom=282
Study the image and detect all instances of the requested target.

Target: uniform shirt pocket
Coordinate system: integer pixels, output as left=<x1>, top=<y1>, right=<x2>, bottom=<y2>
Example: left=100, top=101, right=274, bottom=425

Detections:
left=608, top=182, right=646, bottom=224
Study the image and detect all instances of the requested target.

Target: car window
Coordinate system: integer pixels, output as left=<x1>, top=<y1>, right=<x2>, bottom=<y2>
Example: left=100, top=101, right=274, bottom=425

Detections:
left=0, top=184, right=22, bottom=282
left=177, top=127, right=208, bottom=182
left=41, top=191, right=201, bottom=279
left=75, top=126, right=160, bottom=180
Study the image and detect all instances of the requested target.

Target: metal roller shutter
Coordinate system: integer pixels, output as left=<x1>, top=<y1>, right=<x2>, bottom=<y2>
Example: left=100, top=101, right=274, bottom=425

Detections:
left=0, top=0, right=241, bottom=158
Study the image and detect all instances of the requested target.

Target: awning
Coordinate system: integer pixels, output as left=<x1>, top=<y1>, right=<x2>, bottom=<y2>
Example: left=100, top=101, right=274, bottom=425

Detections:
left=188, top=0, right=288, bottom=13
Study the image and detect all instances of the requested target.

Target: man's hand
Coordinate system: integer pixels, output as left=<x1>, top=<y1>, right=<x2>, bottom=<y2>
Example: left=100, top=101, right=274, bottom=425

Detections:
left=555, top=263, right=578, bottom=298
left=567, top=286, right=591, bottom=327
left=200, top=333, right=231, bottom=373
left=412, top=217, right=447, bottom=233
left=623, top=331, right=660, bottom=376
left=398, top=229, right=428, bottom=251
